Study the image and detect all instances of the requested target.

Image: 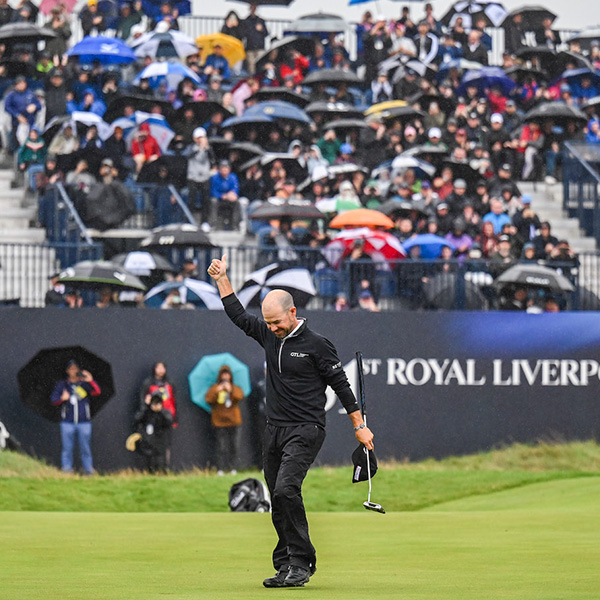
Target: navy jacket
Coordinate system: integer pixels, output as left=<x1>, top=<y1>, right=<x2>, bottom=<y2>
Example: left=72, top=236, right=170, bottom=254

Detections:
left=223, top=293, right=359, bottom=427
left=50, top=379, right=101, bottom=423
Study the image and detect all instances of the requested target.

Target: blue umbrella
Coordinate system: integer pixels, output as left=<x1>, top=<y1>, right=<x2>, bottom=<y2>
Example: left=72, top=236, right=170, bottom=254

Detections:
left=402, top=234, right=455, bottom=259
left=560, top=68, right=600, bottom=89
left=188, top=352, right=252, bottom=413
left=133, top=61, right=202, bottom=88
left=144, top=278, right=223, bottom=309
left=457, top=67, right=516, bottom=96
left=65, top=35, right=136, bottom=65
left=244, top=100, right=312, bottom=125
left=141, top=0, right=191, bottom=18
left=222, top=114, right=277, bottom=129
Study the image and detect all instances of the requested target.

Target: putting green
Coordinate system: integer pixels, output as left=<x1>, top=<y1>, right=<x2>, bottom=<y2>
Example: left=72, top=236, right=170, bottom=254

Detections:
left=2, top=477, right=599, bottom=600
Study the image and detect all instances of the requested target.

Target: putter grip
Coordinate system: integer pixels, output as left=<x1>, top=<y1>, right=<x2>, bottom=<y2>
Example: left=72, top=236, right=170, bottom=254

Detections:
left=355, top=351, right=366, bottom=416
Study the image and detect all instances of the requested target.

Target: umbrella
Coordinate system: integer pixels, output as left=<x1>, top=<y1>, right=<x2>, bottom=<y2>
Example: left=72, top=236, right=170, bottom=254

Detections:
left=402, top=234, right=455, bottom=259
left=364, top=100, right=407, bottom=116
left=251, top=152, right=309, bottom=182
left=523, top=102, right=588, bottom=126
left=0, top=22, right=56, bottom=43
left=561, top=68, right=600, bottom=88
left=565, top=27, right=600, bottom=52
left=501, top=5, right=557, bottom=29
left=80, top=182, right=136, bottom=231
left=42, top=114, right=110, bottom=146
left=441, top=0, right=507, bottom=27
left=505, top=65, right=547, bottom=84
left=103, top=95, right=175, bottom=124
left=315, top=196, right=362, bottom=214
left=438, top=58, right=486, bottom=75
left=391, top=155, right=436, bottom=177
left=141, top=0, right=191, bottom=17
left=221, top=113, right=278, bottom=132
left=140, top=224, right=214, bottom=249
left=133, top=61, right=202, bottom=88
left=131, top=29, right=198, bottom=59
left=209, top=139, right=265, bottom=164
left=112, top=251, right=176, bottom=276
left=144, top=278, right=223, bottom=309
left=125, top=113, right=175, bottom=154
left=549, top=51, right=594, bottom=80
left=57, top=260, right=146, bottom=291
left=402, top=145, right=450, bottom=170
left=65, top=36, right=136, bottom=65
left=390, top=59, right=438, bottom=83
left=306, top=102, right=365, bottom=120
left=173, top=101, right=232, bottom=128
left=440, top=159, right=481, bottom=184
left=136, top=154, right=189, bottom=188
left=581, top=96, right=600, bottom=110
left=406, top=92, right=457, bottom=116
left=188, top=352, right=252, bottom=414
left=255, top=36, right=315, bottom=72
left=329, top=208, right=395, bottom=229
left=69, top=111, right=111, bottom=140
left=17, top=346, right=116, bottom=423
left=326, top=163, right=370, bottom=179
left=377, top=199, right=429, bottom=219
left=39, top=0, right=77, bottom=15
left=244, top=100, right=312, bottom=125
left=494, top=264, right=575, bottom=292
left=303, top=69, right=362, bottom=87
left=323, top=228, right=407, bottom=269
left=323, top=118, right=369, bottom=132
left=369, top=105, right=425, bottom=122
left=237, top=263, right=317, bottom=308
left=423, top=273, right=486, bottom=310
left=285, top=13, right=348, bottom=35
left=196, top=33, right=246, bottom=67
left=248, top=87, right=310, bottom=108
left=249, top=198, right=325, bottom=221
left=457, top=67, right=516, bottom=96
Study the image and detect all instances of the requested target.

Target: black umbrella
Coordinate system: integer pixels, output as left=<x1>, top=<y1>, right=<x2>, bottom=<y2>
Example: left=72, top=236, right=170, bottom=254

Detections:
left=581, top=96, right=600, bottom=111
left=505, top=65, right=548, bottom=84
left=79, top=182, right=136, bottom=231
left=249, top=198, right=325, bottom=220
left=137, top=154, right=189, bottom=188
left=423, top=273, right=486, bottom=310
left=441, top=0, right=507, bottom=27
left=370, top=105, right=425, bottom=122
left=140, top=224, right=214, bottom=249
left=17, top=346, right=116, bottom=423
left=237, top=262, right=317, bottom=308
left=440, top=159, right=481, bottom=184
left=514, top=46, right=555, bottom=63
left=240, top=153, right=308, bottom=183
left=549, top=51, right=594, bottom=79
left=209, top=138, right=265, bottom=165
left=327, top=163, right=369, bottom=177
left=172, top=101, right=232, bottom=128
left=495, top=264, right=575, bottom=292
left=0, top=22, right=56, bottom=42
left=306, top=102, right=366, bottom=121
left=303, top=69, right=362, bottom=87
left=523, top=102, right=588, bottom=126
left=255, top=36, right=316, bottom=72
left=566, top=27, right=600, bottom=52
left=323, top=118, right=369, bottom=132
left=248, top=88, right=310, bottom=108
left=407, top=92, right=457, bottom=116
left=57, top=146, right=110, bottom=179
left=403, top=145, right=450, bottom=170
left=285, top=13, right=348, bottom=35
left=103, top=95, right=175, bottom=123
left=502, top=5, right=557, bottom=29
left=57, top=260, right=146, bottom=291
left=378, top=199, right=428, bottom=219
left=111, top=251, right=177, bottom=275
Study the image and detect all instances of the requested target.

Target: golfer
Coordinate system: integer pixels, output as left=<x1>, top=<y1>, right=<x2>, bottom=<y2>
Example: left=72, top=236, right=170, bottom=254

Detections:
left=208, top=254, right=374, bottom=588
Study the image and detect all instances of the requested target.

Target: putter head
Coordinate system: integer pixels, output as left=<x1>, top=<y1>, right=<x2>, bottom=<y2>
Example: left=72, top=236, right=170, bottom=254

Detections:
left=363, top=501, right=386, bottom=514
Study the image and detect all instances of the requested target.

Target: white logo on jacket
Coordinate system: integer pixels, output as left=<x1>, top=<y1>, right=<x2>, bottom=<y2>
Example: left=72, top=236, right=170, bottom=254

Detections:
left=290, top=352, right=309, bottom=358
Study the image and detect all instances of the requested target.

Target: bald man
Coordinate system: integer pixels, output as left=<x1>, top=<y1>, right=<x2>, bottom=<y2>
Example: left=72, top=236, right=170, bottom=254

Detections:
left=208, top=255, right=374, bottom=588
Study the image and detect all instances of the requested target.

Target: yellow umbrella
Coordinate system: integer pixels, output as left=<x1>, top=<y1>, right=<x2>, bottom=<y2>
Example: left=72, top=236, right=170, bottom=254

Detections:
left=196, top=33, right=245, bottom=67
left=364, top=100, right=407, bottom=116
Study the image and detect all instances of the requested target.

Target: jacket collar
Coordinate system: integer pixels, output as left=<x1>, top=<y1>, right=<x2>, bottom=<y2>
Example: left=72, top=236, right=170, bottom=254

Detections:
left=282, top=317, right=306, bottom=341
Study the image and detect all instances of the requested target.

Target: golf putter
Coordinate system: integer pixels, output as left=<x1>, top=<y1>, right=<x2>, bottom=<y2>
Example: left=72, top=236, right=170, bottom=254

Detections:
left=355, top=352, right=386, bottom=515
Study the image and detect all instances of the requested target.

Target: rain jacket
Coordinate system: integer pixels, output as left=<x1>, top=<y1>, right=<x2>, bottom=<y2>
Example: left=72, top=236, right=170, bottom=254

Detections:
left=205, top=366, right=244, bottom=428
left=4, top=87, right=41, bottom=126
left=50, top=378, right=101, bottom=424
left=222, top=294, right=359, bottom=428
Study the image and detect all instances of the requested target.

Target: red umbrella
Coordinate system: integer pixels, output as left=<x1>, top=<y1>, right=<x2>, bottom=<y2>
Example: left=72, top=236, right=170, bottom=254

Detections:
left=323, top=228, right=407, bottom=269
left=40, top=0, right=77, bottom=14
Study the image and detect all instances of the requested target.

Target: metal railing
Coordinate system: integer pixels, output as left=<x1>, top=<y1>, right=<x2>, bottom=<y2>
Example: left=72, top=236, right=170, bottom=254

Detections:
left=562, top=142, right=600, bottom=247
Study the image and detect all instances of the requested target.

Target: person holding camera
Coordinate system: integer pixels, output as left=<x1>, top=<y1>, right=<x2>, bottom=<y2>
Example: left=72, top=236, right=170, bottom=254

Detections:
left=205, top=365, right=245, bottom=476
left=129, top=392, right=173, bottom=474
left=50, top=359, right=101, bottom=475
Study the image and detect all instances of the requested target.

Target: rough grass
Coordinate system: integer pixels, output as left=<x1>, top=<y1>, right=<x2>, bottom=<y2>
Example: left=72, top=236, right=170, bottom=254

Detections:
left=1, top=440, right=600, bottom=512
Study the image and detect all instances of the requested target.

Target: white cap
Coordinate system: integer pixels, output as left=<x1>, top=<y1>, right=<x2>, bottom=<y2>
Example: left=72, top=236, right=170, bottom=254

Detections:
left=311, top=164, right=328, bottom=182
left=193, top=127, right=207, bottom=138
left=428, top=127, right=442, bottom=138
left=375, top=13, right=386, bottom=21
left=490, top=113, right=504, bottom=124
left=155, top=21, right=170, bottom=33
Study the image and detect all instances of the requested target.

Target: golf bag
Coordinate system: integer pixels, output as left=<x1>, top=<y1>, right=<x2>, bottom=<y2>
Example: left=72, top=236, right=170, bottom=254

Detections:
left=228, top=478, right=271, bottom=513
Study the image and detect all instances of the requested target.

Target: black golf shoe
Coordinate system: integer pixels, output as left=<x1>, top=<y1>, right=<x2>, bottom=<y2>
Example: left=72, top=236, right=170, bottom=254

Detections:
left=263, top=566, right=289, bottom=588
left=283, top=566, right=311, bottom=587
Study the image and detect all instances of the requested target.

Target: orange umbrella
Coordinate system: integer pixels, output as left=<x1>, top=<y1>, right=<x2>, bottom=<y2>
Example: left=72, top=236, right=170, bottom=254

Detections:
left=329, top=209, right=395, bottom=230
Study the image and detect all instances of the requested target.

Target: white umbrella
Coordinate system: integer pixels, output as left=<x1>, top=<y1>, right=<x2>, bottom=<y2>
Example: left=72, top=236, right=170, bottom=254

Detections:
left=391, top=156, right=436, bottom=177
left=125, top=112, right=175, bottom=153
left=144, top=278, right=223, bottom=309
left=133, top=61, right=202, bottom=88
left=131, top=29, right=198, bottom=59
left=70, top=111, right=111, bottom=140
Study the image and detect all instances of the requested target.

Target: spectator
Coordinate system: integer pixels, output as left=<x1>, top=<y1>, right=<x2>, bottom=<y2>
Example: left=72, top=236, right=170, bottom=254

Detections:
left=204, top=44, right=230, bottom=81
left=205, top=365, right=245, bottom=475
left=0, top=0, right=13, bottom=26
left=221, top=10, right=242, bottom=40
left=45, top=6, right=71, bottom=59
left=131, top=122, right=161, bottom=173
left=504, top=12, right=525, bottom=55
left=45, top=272, right=65, bottom=306
left=413, top=20, right=439, bottom=65
left=139, top=361, right=178, bottom=428
left=66, top=159, right=96, bottom=194
left=210, top=159, right=241, bottom=231
left=80, top=0, right=107, bottom=38
left=462, top=30, right=488, bottom=65
left=363, top=14, right=392, bottom=83
left=489, top=234, right=516, bottom=276
left=130, top=391, right=173, bottom=473
left=151, top=0, right=179, bottom=30
left=4, top=75, right=41, bottom=151
left=50, top=359, right=101, bottom=475
left=185, top=127, right=215, bottom=232
left=482, top=198, right=511, bottom=235
left=242, top=3, right=268, bottom=75
left=534, top=17, right=561, bottom=49
left=17, top=127, right=46, bottom=172
left=116, top=0, right=143, bottom=40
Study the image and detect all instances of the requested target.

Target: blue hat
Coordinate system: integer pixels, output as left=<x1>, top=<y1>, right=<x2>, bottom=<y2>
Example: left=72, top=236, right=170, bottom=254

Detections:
left=521, top=194, right=532, bottom=204
left=340, top=143, right=353, bottom=154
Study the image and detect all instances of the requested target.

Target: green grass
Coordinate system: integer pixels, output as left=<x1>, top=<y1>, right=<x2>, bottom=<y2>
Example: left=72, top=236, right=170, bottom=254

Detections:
left=3, top=442, right=600, bottom=599
left=1, top=440, right=600, bottom=512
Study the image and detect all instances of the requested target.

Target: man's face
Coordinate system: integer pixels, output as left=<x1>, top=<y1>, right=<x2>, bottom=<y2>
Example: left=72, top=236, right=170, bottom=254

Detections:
left=262, top=303, right=296, bottom=338
left=219, top=165, right=230, bottom=177
left=66, top=364, right=80, bottom=378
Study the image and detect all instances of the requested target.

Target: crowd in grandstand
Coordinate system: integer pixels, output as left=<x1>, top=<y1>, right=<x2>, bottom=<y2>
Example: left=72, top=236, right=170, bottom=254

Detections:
left=1, top=0, right=598, bottom=311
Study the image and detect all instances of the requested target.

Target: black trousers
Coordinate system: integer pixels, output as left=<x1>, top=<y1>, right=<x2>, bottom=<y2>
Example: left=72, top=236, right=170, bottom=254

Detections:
left=263, top=423, right=326, bottom=573
left=214, top=425, right=240, bottom=472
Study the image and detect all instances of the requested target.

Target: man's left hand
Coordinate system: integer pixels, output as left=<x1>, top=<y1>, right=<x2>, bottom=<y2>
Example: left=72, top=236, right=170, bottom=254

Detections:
left=356, top=426, right=374, bottom=450
left=80, top=370, right=93, bottom=382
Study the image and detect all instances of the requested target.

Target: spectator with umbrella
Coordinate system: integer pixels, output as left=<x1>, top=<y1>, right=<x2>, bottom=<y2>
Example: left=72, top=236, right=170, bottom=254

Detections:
left=185, top=126, right=216, bottom=232
left=44, top=6, right=71, bottom=60
left=50, top=359, right=102, bottom=475
left=131, top=121, right=161, bottom=174
left=116, top=0, right=143, bottom=40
